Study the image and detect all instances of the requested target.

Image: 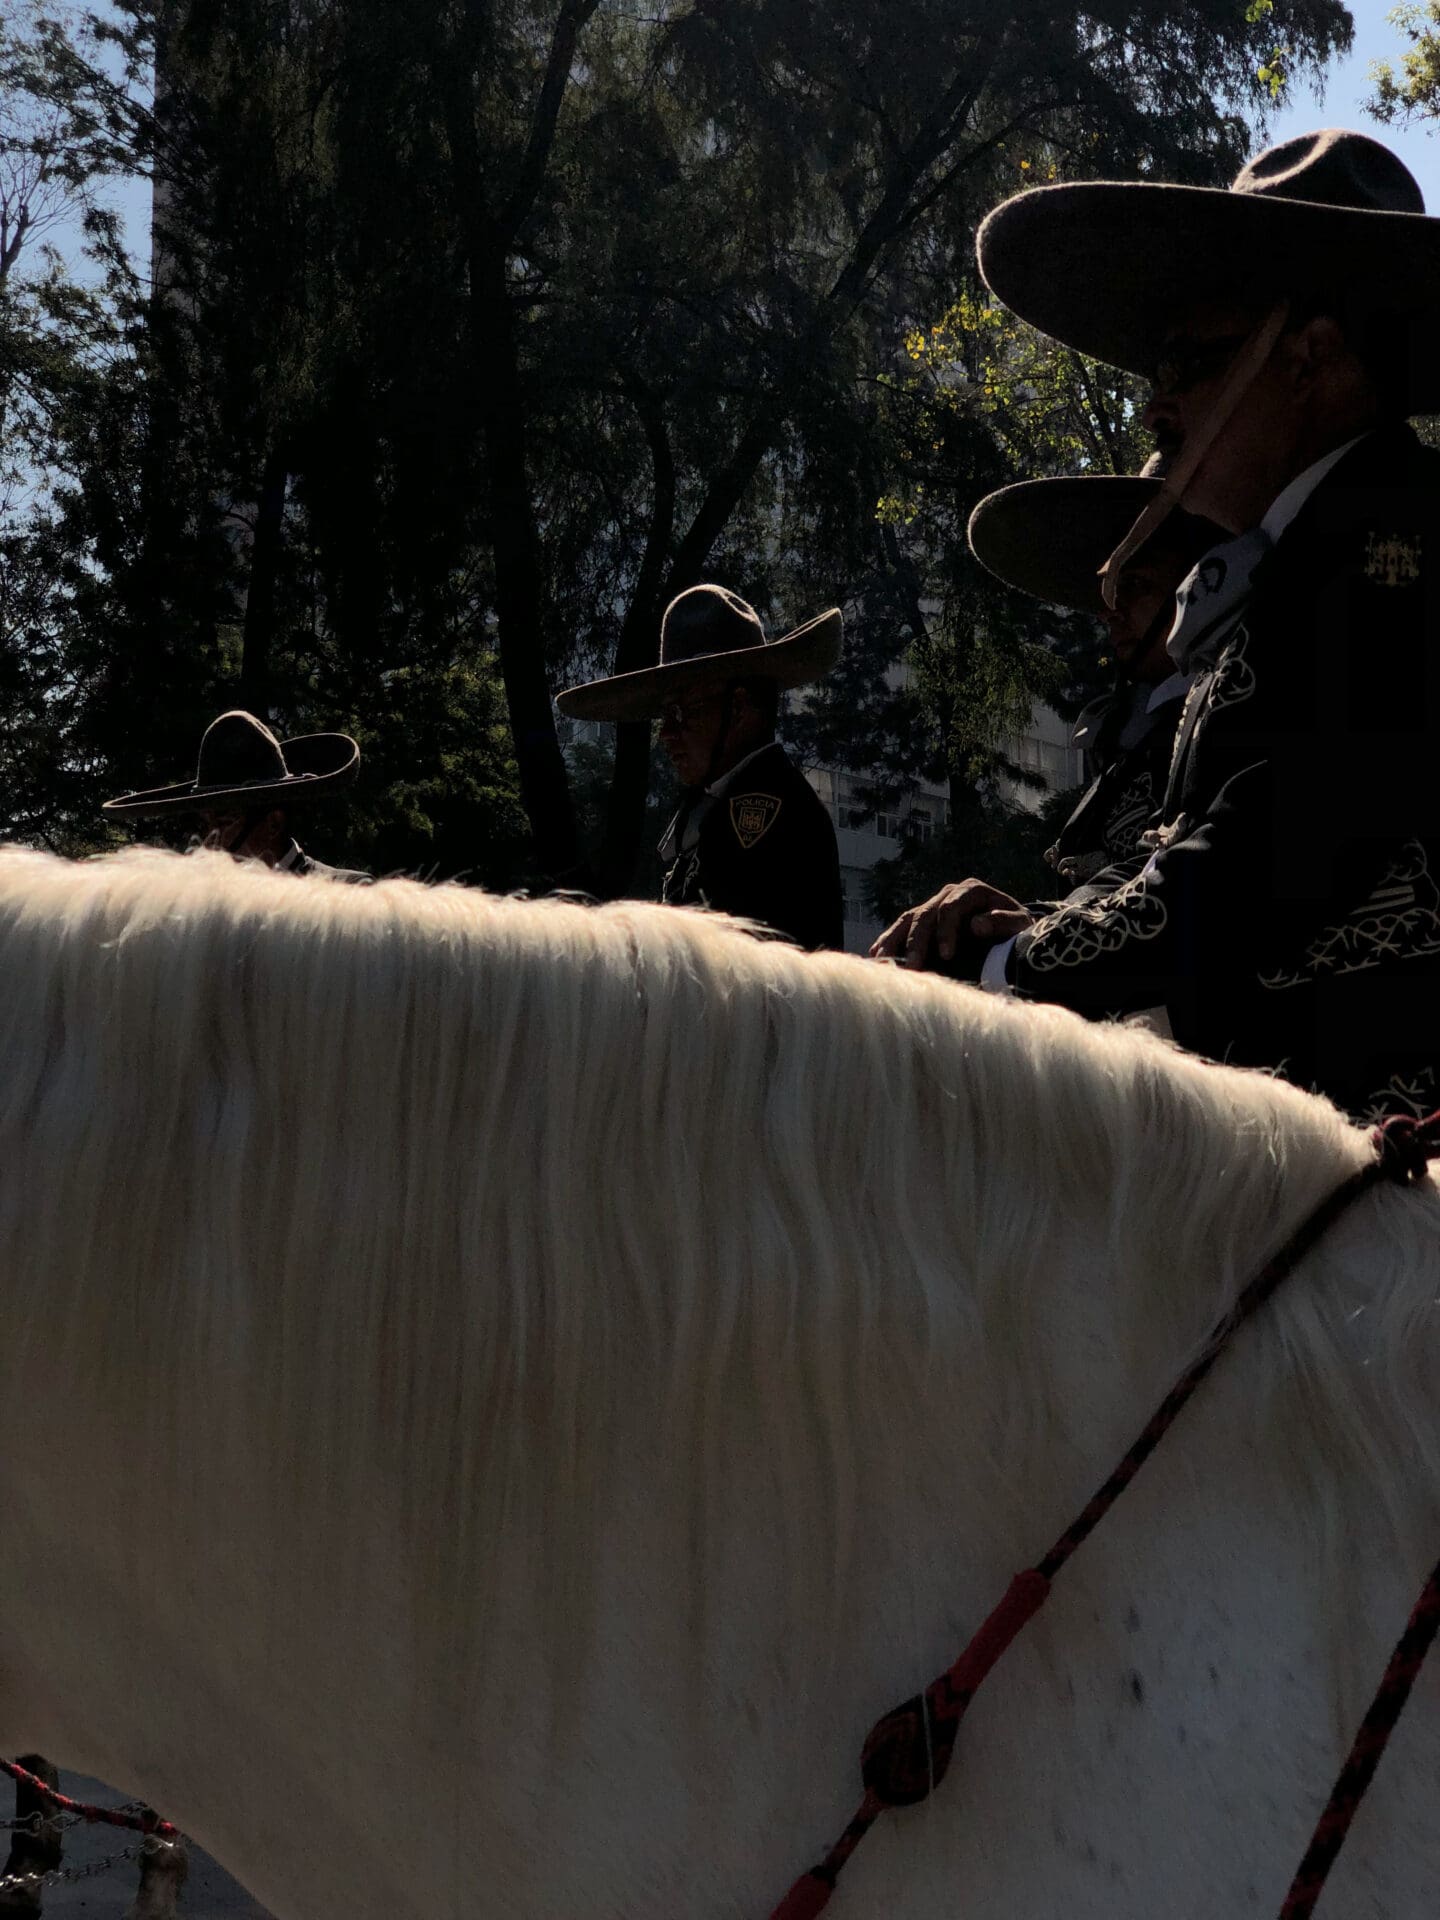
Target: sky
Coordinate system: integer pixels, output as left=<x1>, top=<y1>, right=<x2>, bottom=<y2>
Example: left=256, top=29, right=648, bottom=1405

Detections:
left=1270, top=0, right=1440, bottom=206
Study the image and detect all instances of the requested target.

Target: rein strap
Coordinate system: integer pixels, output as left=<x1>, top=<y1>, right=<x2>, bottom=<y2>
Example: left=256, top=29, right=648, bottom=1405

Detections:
left=768, top=1110, right=1440, bottom=1919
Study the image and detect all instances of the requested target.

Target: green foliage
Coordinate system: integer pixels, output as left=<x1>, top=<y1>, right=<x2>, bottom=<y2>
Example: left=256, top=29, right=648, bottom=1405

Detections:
left=878, top=294, right=1150, bottom=529
left=834, top=284, right=1140, bottom=874
left=1241, top=0, right=1291, bottom=98
left=1, top=0, right=529, bottom=879
left=1368, top=3, right=1440, bottom=123
left=5, top=0, right=1355, bottom=887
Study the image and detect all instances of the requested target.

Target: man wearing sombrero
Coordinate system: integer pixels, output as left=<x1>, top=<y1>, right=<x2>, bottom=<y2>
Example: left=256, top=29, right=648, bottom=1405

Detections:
left=558, top=585, right=844, bottom=951
left=963, top=461, right=1223, bottom=889
left=105, top=710, right=371, bottom=883
left=874, top=129, right=1440, bottom=1120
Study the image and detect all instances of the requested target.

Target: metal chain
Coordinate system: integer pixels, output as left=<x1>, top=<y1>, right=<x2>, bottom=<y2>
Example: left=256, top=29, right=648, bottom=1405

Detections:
left=0, top=1833, right=182, bottom=1890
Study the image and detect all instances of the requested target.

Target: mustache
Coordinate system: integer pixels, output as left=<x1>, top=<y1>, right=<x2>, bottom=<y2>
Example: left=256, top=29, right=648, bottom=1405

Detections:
left=1147, top=431, right=1183, bottom=471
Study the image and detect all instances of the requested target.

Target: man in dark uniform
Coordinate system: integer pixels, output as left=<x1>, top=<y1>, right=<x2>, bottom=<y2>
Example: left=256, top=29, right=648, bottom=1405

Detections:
left=558, top=585, right=844, bottom=950
left=965, top=466, right=1223, bottom=889
left=873, top=129, right=1440, bottom=1120
left=104, top=709, right=372, bottom=882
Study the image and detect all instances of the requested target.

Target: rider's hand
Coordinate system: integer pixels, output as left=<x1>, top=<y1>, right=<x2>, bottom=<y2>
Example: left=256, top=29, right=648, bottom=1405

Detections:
left=869, top=879, right=1030, bottom=970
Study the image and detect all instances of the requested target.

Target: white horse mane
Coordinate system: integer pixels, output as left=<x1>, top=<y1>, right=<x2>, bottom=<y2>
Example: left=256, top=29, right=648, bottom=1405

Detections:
left=2, top=844, right=1439, bottom=1916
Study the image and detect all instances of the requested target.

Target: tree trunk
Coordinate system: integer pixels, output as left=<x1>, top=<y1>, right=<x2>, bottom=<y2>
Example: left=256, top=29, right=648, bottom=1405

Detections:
left=467, top=238, right=579, bottom=880
left=593, top=49, right=1007, bottom=888
left=594, top=385, right=676, bottom=896
left=434, top=0, right=587, bottom=883
left=239, top=443, right=288, bottom=720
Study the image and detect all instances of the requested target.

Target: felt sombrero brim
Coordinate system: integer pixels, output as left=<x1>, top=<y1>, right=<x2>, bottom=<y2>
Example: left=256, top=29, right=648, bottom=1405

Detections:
left=102, top=732, right=360, bottom=817
left=970, top=477, right=1171, bottom=615
left=978, top=181, right=1440, bottom=414
left=557, top=608, right=843, bottom=722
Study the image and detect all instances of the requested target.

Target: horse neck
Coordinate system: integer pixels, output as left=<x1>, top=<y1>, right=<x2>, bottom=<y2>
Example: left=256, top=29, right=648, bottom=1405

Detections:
left=0, top=851, right=1430, bottom=1917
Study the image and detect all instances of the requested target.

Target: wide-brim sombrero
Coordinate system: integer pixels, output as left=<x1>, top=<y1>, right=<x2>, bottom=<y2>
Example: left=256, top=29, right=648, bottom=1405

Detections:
left=558, top=607, right=843, bottom=723
left=104, top=728, right=359, bottom=817
left=969, top=475, right=1223, bottom=615
left=977, top=129, right=1440, bottom=414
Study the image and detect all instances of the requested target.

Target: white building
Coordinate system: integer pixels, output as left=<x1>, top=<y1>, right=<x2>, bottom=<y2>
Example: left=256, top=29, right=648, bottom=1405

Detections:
left=803, top=701, right=1084, bottom=953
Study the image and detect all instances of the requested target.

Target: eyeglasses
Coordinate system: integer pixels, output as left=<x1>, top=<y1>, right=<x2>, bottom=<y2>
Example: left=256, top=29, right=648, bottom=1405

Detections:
left=658, top=696, right=723, bottom=732
left=1151, top=332, right=1252, bottom=398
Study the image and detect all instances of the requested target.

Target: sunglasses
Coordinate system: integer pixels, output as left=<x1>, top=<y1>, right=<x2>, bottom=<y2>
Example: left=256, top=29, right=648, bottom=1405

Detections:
left=658, top=696, right=723, bottom=731
left=1151, top=331, right=1253, bottom=397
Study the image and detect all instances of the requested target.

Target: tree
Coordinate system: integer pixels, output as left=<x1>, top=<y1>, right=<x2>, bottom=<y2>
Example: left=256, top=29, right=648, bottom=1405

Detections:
left=0, top=4, right=160, bottom=848
left=9, top=0, right=1355, bottom=887
left=405, top=0, right=1350, bottom=890
left=786, top=287, right=1155, bottom=921
left=1368, top=3, right=1440, bottom=123
left=0, top=0, right=529, bottom=879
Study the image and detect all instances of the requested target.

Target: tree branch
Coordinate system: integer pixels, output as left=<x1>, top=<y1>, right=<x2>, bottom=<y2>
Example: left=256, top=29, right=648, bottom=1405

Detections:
left=499, top=0, right=603, bottom=246
left=663, top=28, right=1010, bottom=590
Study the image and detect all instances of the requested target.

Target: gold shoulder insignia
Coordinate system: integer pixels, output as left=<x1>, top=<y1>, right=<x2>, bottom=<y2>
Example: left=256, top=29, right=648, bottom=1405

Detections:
left=1364, top=531, right=1423, bottom=589
left=729, top=792, right=782, bottom=849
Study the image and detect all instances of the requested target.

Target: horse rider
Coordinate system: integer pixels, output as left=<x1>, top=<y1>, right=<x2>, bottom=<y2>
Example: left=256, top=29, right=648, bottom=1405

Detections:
left=558, top=584, right=845, bottom=951
left=104, top=709, right=372, bottom=883
left=963, top=462, right=1223, bottom=891
left=872, top=128, right=1440, bottom=1121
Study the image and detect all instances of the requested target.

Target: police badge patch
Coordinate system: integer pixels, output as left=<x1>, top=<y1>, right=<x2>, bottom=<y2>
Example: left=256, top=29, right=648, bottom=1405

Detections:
left=729, top=792, right=782, bottom=849
left=1364, top=531, right=1422, bottom=588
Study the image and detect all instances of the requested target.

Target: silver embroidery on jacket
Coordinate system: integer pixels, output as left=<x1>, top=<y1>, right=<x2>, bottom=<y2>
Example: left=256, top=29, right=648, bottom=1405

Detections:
left=1049, top=771, right=1158, bottom=886
left=1103, top=771, right=1157, bottom=858
left=1165, top=625, right=1256, bottom=794
left=1257, top=840, right=1440, bottom=990
left=1360, top=1068, right=1437, bottom=1126
left=1025, top=866, right=1168, bottom=973
left=1201, top=622, right=1256, bottom=715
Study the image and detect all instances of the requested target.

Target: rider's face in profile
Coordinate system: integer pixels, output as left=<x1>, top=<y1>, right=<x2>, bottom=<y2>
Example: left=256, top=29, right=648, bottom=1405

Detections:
left=657, top=689, right=736, bottom=788
left=1142, top=293, right=1348, bottom=534
left=199, top=810, right=251, bottom=855
left=1102, top=555, right=1187, bottom=686
left=197, top=808, right=290, bottom=863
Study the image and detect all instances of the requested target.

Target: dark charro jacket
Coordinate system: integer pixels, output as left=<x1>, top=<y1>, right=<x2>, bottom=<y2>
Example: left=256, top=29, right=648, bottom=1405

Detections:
left=660, top=741, right=843, bottom=952
left=1045, top=680, right=1187, bottom=888
left=1001, top=425, right=1440, bottom=1120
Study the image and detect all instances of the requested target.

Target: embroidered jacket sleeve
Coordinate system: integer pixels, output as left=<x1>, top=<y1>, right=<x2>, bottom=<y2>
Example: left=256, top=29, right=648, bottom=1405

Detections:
left=1005, top=432, right=1440, bottom=1060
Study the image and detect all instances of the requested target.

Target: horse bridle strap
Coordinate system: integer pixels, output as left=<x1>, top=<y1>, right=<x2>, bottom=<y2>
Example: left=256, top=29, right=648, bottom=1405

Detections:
left=768, top=1110, right=1440, bottom=1920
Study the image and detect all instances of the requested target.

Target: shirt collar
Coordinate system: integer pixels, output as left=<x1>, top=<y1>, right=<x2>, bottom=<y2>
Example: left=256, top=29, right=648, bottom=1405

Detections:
left=1259, top=432, right=1371, bottom=545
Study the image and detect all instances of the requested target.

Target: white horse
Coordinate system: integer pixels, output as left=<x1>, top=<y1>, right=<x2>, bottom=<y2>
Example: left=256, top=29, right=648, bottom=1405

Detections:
left=0, top=845, right=1437, bottom=1919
